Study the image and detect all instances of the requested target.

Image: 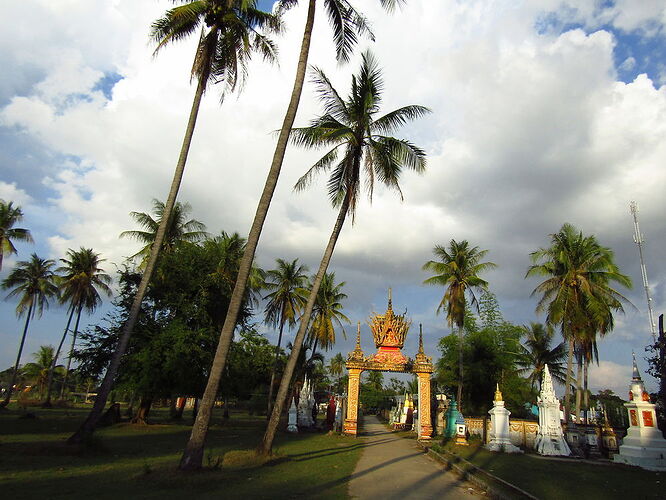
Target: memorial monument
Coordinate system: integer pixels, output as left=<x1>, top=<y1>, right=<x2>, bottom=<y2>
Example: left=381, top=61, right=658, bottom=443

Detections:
left=613, top=354, right=666, bottom=470
left=535, top=364, right=571, bottom=456
left=486, top=384, right=522, bottom=453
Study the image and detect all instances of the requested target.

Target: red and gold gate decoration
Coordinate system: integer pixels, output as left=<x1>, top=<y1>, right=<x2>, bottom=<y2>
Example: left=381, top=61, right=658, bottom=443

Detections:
left=343, top=291, right=434, bottom=440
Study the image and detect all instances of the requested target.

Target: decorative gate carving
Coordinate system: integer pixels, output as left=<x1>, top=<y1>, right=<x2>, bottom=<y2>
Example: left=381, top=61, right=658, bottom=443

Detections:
left=344, top=291, right=434, bottom=440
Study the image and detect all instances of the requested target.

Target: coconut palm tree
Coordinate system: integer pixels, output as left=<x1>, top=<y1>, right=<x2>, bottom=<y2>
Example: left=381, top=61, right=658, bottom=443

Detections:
left=1, top=254, right=58, bottom=408
left=120, top=200, right=208, bottom=267
left=259, top=50, right=429, bottom=455
left=0, top=200, right=34, bottom=272
left=307, top=272, right=349, bottom=356
left=328, top=352, right=345, bottom=392
left=422, top=240, right=496, bottom=409
left=526, top=223, right=631, bottom=421
left=514, top=322, right=567, bottom=392
left=68, top=1, right=281, bottom=445
left=24, top=346, right=63, bottom=399
left=263, top=258, right=309, bottom=414
left=181, top=0, right=402, bottom=470
left=42, top=248, right=112, bottom=406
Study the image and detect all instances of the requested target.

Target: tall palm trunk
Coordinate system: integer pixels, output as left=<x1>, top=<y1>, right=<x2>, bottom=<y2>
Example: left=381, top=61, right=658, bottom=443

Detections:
left=1, top=302, right=33, bottom=408
left=575, top=358, right=583, bottom=424
left=564, top=336, right=574, bottom=423
left=583, top=359, right=589, bottom=424
left=43, top=306, right=76, bottom=407
left=178, top=0, right=317, bottom=470
left=68, top=69, right=208, bottom=445
left=60, top=304, right=83, bottom=400
left=259, top=192, right=350, bottom=456
left=267, top=318, right=286, bottom=416
left=457, top=323, right=464, bottom=410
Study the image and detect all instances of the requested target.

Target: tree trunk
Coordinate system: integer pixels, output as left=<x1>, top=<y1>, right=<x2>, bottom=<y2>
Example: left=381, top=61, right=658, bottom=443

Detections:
left=564, top=336, right=574, bottom=423
left=457, top=323, right=464, bottom=411
left=258, top=192, right=350, bottom=456
left=68, top=67, right=208, bottom=445
left=132, top=396, right=153, bottom=425
left=178, top=0, right=317, bottom=470
left=60, top=305, right=82, bottom=400
left=267, top=319, right=286, bottom=417
left=43, top=306, right=76, bottom=407
left=575, top=358, right=582, bottom=423
left=1, top=303, right=33, bottom=408
left=583, top=360, right=589, bottom=425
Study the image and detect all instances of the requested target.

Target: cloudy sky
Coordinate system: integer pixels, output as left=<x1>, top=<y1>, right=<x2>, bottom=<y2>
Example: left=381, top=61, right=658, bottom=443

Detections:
left=1, top=0, right=665, bottom=398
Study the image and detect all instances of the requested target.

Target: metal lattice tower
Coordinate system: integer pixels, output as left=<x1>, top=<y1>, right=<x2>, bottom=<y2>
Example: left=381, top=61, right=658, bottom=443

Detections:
left=630, top=201, right=657, bottom=341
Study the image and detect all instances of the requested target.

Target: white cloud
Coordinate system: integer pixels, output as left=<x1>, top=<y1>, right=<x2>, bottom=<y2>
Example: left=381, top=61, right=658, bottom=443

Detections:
left=2, top=1, right=666, bottom=371
left=0, top=181, right=32, bottom=205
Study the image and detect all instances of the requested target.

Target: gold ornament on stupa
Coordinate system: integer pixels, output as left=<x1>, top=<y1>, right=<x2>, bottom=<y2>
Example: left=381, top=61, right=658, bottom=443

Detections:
left=494, top=383, right=503, bottom=402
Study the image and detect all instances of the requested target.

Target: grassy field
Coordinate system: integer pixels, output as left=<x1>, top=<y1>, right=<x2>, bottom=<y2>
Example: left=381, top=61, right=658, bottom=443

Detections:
left=433, top=439, right=665, bottom=499
left=0, top=405, right=363, bottom=500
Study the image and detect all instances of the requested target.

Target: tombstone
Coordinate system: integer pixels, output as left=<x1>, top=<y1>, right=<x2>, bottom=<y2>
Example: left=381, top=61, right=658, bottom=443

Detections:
left=600, top=403, right=619, bottom=457
left=535, top=364, right=571, bottom=456
left=334, top=396, right=343, bottom=432
left=435, top=396, right=448, bottom=436
left=287, top=396, right=298, bottom=433
left=485, top=384, right=522, bottom=453
left=445, top=398, right=459, bottom=438
left=614, top=354, right=666, bottom=471
left=454, top=405, right=468, bottom=446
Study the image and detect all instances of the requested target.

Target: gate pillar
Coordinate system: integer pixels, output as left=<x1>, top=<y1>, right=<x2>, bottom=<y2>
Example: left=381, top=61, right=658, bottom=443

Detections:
left=344, top=368, right=362, bottom=435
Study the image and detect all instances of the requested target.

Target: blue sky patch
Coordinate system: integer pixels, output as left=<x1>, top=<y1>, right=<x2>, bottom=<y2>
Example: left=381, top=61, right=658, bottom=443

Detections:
left=92, top=72, right=124, bottom=101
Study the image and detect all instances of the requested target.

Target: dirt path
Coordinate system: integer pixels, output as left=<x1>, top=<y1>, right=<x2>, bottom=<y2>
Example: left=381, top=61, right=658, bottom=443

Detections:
left=348, top=415, right=484, bottom=499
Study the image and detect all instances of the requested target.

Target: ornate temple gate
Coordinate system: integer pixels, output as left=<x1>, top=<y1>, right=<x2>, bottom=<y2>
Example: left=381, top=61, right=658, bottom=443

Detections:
left=343, top=293, right=434, bottom=440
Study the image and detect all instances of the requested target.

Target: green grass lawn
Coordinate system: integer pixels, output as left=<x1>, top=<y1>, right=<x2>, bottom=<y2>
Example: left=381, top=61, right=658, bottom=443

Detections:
left=0, top=405, right=363, bottom=500
left=433, top=439, right=665, bottom=499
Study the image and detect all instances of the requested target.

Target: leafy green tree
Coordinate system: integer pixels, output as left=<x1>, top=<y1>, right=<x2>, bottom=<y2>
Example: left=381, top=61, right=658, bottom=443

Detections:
left=185, top=1, right=405, bottom=468
left=44, top=248, right=112, bottom=406
left=365, top=371, right=384, bottom=390
left=423, top=240, right=496, bottom=409
left=1, top=254, right=59, bottom=407
left=263, top=258, right=309, bottom=414
left=527, top=223, right=631, bottom=421
left=0, top=200, right=33, bottom=272
left=70, top=1, right=281, bottom=445
left=514, top=322, right=567, bottom=392
left=120, top=200, right=208, bottom=267
left=23, top=346, right=63, bottom=399
left=307, top=272, right=350, bottom=355
left=260, top=51, right=429, bottom=455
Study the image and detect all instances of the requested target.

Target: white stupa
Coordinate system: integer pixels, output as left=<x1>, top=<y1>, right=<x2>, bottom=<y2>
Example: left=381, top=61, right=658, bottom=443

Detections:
left=485, top=384, right=522, bottom=453
left=535, top=364, right=571, bottom=456
left=287, top=396, right=298, bottom=433
left=614, top=354, right=666, bottom=471
left=297, top=375, right=315, bottom=428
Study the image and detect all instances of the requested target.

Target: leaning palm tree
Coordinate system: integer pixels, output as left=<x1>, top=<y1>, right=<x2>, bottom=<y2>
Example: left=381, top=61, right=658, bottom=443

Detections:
left=526, top=223, right=631, bottom=421
left=307, top=272, right=349, bottom=356
left=180, top=0, right=402, bottom=470
left=422, top=240, right=496, bottom=409
left=259, top=50, right=430, bottom=455
left=68, top=1, right=281, bottom=445
left=120, top=200, right=208, bottom=267
left=263, top=258, right=309, bottom=415
left=0, top=200, right=34, bottom=272
left=43, top=248, right=112, bottom=406
left=1, top=254, right=59, bottom=407
left=514, top=322, right=567, bottom=392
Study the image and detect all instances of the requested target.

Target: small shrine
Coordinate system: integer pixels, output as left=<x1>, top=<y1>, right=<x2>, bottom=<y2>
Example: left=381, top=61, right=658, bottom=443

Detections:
left=535, top=364, right=571, bottom=456
left=344, top=290, right=434, bottom=440
left=485, top=384, right=522, bottom=453
left=614, top=354, right=666, bottom=471
left=297, top=375, right=315, bottom=428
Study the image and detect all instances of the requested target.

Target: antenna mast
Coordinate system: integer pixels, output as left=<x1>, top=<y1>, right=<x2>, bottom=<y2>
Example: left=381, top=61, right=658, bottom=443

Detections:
left=630, top=201, right=657, bottom=342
